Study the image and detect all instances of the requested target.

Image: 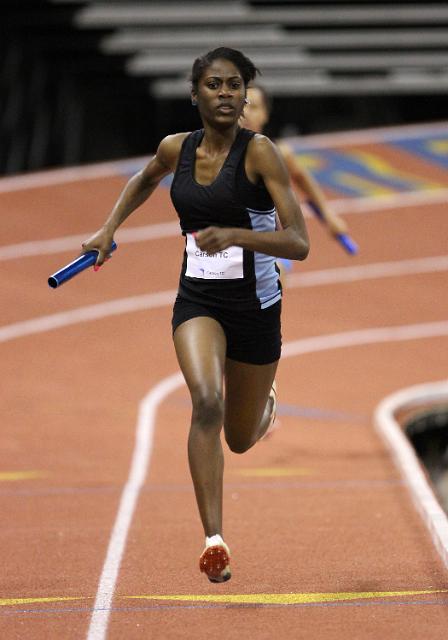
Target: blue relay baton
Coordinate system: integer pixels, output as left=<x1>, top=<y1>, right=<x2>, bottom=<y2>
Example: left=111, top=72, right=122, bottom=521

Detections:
left=307, top=200, right=358, bottom=255
left=48, top=241, right=117, bottom=289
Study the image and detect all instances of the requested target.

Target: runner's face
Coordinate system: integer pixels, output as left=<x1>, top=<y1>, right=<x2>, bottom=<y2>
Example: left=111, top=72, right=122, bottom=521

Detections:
left=193, top=59, right=246, bottom=127
left=240, top=87, right=269, bottom=134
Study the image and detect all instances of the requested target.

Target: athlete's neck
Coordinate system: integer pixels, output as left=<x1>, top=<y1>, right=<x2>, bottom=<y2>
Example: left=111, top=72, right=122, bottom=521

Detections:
left=200, top=124, right=240, bottom=157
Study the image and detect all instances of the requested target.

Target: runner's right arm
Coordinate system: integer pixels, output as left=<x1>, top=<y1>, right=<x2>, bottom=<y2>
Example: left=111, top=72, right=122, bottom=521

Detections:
left=81, top=133, right=187, bottom=265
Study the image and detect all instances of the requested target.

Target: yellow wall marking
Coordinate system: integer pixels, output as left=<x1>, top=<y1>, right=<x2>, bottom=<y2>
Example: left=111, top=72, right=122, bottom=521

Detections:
left=124, top=590, right=447, bottom=605
left=231, top=467, right=312, bottom=477
left=0, top=471, right=48, bottom=481
left=0, top=596, right=86, bottom=607
left=294, top=153, right=324, bottom=171
left=335, top=172, right=397, bottom=196
left=349, top=150, right=442, bottom=190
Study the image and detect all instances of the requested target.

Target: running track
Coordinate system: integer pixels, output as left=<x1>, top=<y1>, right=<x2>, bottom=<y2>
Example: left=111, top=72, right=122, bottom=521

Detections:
left=1, top=122, right=448, bottom=639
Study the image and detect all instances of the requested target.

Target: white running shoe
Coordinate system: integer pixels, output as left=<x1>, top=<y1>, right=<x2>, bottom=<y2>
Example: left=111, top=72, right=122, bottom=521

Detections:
left=262, top=380, right=278, bottom=440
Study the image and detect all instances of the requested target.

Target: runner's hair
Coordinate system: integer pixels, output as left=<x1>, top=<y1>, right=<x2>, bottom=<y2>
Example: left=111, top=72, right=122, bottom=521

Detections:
left=191, top=47, right=260, bottom=91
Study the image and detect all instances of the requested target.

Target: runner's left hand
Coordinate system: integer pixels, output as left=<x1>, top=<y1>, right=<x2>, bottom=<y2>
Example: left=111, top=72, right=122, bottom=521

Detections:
left=194, top=227, right=235, bottom=253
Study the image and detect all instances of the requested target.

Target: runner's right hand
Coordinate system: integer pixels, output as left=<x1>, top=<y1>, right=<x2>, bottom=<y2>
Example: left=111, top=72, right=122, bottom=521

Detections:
left=81, top=228, right=115, bottom=267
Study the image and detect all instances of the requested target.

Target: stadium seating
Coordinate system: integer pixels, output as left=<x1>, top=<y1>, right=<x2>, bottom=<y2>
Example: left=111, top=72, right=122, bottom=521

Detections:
left=2, top=0, right=448, bottom=173
left=74, top=0, right=448, bottom=97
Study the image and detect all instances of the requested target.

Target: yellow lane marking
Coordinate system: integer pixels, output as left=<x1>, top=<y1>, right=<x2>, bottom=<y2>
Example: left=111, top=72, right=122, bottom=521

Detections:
left=0, top=597, right=87, bottom=607
left=429, top=140, right=448, bottom=154
left=124, top=590, right=448, bottom=605
left=0, top=471, right=48, bottom=481
left=231, top=467, right=313, bottom=477
left=3, top=590, right=446, bottom=608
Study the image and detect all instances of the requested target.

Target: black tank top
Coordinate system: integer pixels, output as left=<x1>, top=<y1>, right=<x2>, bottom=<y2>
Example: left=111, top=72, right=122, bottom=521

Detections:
left=170, top=127, right=281, bottom=310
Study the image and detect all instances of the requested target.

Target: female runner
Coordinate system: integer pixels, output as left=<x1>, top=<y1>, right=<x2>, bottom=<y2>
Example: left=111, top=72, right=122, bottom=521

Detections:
left=241, top=84, right=348, bottom=239
left=82, top=47, right=309, bottom=583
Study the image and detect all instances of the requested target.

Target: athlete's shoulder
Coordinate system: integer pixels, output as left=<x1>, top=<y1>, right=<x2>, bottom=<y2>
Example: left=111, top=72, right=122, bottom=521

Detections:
left=248, top=133, right=283, bottom=157
left=247, top=132, right=276, bottom=151
left=158, top=132, right=191, bottom=155
left=157, top=132, right=191, bottom=171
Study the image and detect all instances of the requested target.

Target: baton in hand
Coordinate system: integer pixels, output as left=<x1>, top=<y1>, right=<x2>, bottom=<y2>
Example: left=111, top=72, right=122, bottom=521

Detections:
left=48, top=241, right=117, bottom=289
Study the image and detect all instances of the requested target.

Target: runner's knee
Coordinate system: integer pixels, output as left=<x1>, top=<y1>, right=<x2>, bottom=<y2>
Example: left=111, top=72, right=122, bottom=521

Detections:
left=191, top=390, right=224, bottom=430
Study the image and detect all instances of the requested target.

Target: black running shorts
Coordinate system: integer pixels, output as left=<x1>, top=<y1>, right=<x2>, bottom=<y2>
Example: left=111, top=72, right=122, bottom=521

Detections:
left=172, top=296, right=281, bottom=365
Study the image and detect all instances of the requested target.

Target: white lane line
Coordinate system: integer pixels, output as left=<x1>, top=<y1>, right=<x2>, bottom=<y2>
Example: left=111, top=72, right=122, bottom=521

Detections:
left=0, top=222, right=180, bottom=261
left=375, top=381, right=448, bottom=570
left=86, top=321, right=448, bottom=639
left=282, top=321, right=448, bottom=357
left=2, top=189, right=448, bottom=260
left=86, top=371, right=184, bottom=640
left=0, top=291, right=176, bottom=344
left=2, top=256, right=448, bottom=344
left=0, top=157, right=149, bottom=193
left=289, top=255, right=448, bottom=288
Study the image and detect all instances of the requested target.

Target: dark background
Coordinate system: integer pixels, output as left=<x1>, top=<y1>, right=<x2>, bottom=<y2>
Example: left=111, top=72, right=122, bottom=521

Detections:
left=1, top=0, right=447, bottom=174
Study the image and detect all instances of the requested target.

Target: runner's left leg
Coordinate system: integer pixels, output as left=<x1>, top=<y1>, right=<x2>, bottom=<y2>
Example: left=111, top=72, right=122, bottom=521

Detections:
left=223, top=358, right=278, bottom=454
left=173, top=316, right=226, bottom=537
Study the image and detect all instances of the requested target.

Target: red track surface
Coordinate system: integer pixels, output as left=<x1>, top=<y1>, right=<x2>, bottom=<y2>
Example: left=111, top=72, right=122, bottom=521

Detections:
left=1, top=126, right=448, bottom=639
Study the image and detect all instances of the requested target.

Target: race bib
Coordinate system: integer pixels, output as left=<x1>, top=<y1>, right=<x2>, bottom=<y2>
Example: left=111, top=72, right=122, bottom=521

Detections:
left=185, top=233, right=244, bottom=280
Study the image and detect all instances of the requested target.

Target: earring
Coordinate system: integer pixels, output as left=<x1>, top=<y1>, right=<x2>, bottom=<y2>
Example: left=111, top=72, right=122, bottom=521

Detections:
left=244, top=98, right=250, bottom=105
left=191, top=98, right=197, bottom=106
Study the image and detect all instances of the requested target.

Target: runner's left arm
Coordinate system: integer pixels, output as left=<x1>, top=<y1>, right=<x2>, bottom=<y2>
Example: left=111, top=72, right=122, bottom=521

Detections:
left=195, top=135, right=310, bottom=261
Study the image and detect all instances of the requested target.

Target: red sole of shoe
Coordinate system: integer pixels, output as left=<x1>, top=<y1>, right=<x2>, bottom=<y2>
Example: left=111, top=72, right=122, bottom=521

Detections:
left=199, top=545, right=231, bottom=582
